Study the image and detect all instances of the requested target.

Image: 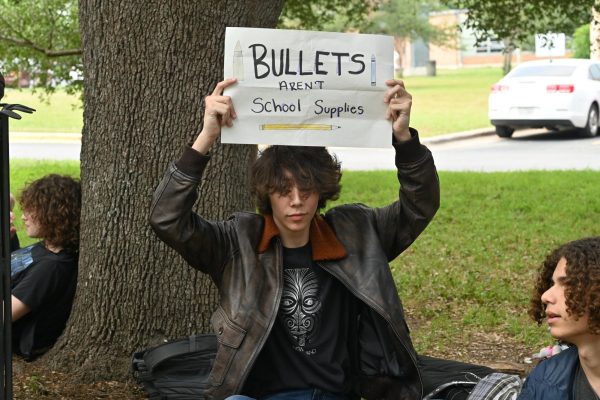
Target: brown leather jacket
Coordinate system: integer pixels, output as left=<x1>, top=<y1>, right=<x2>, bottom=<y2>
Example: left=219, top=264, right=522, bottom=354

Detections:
left=149, top=134, right=440, bottom=400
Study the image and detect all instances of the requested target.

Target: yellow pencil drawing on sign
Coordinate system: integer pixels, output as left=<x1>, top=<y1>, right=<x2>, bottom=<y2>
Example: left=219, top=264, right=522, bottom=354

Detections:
left=259, top=124, right=342, bottom=131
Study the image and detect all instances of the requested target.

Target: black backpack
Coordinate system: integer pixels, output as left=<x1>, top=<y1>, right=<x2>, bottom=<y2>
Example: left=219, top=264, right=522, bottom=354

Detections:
left=131, top=334, right=217, bottom=399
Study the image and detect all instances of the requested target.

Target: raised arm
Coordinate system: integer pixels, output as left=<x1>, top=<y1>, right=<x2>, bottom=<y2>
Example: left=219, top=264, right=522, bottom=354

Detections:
left=384, top=79, right=412, bottom=143
left=373, top=80, right=440, bottom=260
left=192, top=78, right=238, bottom=154
left=149, top=79, right=239, bottom=281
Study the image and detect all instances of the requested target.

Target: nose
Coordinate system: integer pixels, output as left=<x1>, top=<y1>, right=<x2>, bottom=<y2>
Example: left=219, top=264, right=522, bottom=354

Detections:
left=541, top=286, right=554, bottom=305
left=289, top=187, right=302, bottom=206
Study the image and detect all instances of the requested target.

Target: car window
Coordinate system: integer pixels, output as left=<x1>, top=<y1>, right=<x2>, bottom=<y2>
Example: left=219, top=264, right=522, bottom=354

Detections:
left=590, top=64, right=600, bottom=81
left=509, top=65, right=576, bottom=77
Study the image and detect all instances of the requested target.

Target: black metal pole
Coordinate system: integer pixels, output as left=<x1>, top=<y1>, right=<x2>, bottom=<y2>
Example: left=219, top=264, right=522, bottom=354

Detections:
left=0, top=111, right=13, bottom=400
left=0, top=73, right=35, bottom=400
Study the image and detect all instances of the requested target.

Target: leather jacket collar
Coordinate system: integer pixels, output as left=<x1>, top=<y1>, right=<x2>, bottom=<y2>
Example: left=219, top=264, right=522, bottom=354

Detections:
left=257, top=214, right=347, bottom=261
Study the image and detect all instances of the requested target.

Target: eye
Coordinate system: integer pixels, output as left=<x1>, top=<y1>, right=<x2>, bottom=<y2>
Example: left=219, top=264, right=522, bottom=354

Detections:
left=300, top=190, right=313, bottom=200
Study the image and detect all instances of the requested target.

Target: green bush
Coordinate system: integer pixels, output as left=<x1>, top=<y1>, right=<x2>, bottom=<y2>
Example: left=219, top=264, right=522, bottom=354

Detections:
left=573, top=24, right=590, bottom=59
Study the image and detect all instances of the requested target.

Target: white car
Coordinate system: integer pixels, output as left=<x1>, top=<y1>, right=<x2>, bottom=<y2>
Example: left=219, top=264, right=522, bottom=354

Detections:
left=488, top=58, right=600, bottom=138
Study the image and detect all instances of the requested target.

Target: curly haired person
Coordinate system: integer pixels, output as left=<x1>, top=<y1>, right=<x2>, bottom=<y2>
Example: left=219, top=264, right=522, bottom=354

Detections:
left=518, top=237, right=600, bottom=400
left=11, top=174, right=81, bottom=360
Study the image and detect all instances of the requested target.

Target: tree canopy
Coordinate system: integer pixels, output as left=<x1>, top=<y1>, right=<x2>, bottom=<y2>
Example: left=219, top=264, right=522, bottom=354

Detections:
left=363, top=0, right=451, bottom=45
left=0, top=0, right=81, bottom=92
left=278, top=0, right=374, bottom=31
left=0, top=0, right=377, bottom=92
left=443, top=0, right=593, bottom=47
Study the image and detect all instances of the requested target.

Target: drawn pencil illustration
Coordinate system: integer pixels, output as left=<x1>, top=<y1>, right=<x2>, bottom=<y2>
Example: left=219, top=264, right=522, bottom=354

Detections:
left=260, top=124, right=341, bottom=131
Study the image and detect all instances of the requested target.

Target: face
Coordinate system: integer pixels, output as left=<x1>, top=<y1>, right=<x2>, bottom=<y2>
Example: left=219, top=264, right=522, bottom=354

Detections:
left=22, top=210, right=43, bottom=239
left=268, top=183, right=319, bottom=248
left=541, top=257, right=590, bottom=344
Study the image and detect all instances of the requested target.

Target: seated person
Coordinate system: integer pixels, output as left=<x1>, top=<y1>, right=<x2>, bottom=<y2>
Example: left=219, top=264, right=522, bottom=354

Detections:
left=9, top=192, right=20, bottom=252
left=11, top=174, right=81, bottom=360
left=517, top=237, right=600, bottom=400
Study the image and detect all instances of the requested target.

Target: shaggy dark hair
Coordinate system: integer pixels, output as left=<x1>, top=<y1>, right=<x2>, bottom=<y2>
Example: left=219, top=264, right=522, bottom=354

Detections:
left=250, top=146, right=342, bottom=214
left=19, top=174, right=81, bottom=253
left=529, top=237, right=600, bottom=335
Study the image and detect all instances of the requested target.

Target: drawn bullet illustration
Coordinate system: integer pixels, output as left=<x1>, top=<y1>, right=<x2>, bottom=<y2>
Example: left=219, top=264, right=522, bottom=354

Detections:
left=233, top=40, right=244, bottom=81
left=371, top=54, right=376, bottom=86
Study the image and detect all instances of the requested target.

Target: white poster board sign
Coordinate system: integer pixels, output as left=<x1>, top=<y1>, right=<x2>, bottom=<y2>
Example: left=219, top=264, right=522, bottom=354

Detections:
left=222, top=27, right=394, bottom=148
left=535, top=33, right=566, bottom=57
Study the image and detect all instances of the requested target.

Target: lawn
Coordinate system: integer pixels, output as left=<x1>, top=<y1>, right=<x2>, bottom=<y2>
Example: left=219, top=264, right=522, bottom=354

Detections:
left=2, top=89, right=83, bottom=133
left=3, top=67, right=503, bottom=137
left=10, top=160, right=600, bottom=356
left=329, top=169, right=600, bottom=355
left=404, top=67, right=503, bottom=137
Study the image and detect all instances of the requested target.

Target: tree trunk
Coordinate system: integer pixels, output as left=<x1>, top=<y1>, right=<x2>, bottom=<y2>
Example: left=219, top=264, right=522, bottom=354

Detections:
left=502, top=39, right=513, bottom=75
left=591, top=3, right=600, bottom=60
left=47, top=0, right=284, bottom=380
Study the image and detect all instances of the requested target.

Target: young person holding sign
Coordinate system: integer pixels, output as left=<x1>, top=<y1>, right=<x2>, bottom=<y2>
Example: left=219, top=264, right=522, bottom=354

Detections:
left=150, top=78, right=440, bottom=399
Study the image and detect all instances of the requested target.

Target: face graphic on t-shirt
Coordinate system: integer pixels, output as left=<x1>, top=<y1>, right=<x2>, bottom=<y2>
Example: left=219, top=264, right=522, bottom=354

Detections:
left=280, top=268, right=322, bottom=349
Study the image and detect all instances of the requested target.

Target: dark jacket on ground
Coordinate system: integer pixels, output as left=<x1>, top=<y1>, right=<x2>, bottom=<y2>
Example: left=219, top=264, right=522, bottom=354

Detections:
left=149, top=132, right=440, bottom=400
left=517, top=346, right=579, bottom=400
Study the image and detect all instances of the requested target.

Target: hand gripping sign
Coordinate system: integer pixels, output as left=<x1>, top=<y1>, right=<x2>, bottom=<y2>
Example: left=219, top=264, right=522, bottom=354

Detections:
left=222, top=27, right=394, bottom=148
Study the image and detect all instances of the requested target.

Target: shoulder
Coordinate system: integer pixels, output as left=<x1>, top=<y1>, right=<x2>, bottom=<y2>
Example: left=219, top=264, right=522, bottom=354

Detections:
left=229, top=211, right=264, bottom=239
left=27, top=249, right=78, bottom=276
left=325, top=203, right=371, bottom=220
left=521, top=347, right=578, bottom=398
left=530, top=347, right=579, bottom=378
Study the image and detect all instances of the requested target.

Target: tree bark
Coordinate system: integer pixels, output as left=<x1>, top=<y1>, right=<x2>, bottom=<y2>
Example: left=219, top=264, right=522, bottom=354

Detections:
left=47, top=0, right=284, bottom=380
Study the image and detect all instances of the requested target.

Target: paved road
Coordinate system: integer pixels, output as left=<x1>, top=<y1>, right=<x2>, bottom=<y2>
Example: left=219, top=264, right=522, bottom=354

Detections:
left=426, top=128, right=600, bottom=172
left=330, top=128, right=600, bottom=171
left=8, top=128, right=600, bottom=171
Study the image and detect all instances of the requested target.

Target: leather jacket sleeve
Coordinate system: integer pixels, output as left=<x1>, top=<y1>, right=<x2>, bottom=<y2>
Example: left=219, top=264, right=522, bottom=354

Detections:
left=149, top=147, right=234, bottom=282
left=370, top=128, right=440, bottom=261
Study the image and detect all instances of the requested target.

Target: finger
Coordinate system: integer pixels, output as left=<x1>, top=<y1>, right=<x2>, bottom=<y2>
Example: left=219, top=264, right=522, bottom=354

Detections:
left=385, top=78, right=405, bottom=85
left=208, top=103, right=235, bottom=127
left=384, top=82, right=406, bottom=103
left=207, top=103, right=230, bottom=119
left=385, top=103, right=397, bottom=121
left=207, top=96, right=237, bottom=120
left=211, top=78, right=238, bottom=96
left=384, top=87, right=400, bottom=103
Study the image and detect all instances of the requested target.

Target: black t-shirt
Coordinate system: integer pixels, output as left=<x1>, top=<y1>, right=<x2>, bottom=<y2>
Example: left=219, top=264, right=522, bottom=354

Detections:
left=574, top=362, right=600, bottom=400
left=10, top=233, right=20, bottom=252
left=243, top=243, right=355, bottom=398
left=11, top=242, right=78, bottom=359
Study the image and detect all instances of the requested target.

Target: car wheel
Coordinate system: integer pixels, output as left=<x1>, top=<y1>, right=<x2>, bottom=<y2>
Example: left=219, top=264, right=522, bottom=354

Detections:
left=581, top=104, right=599, bottom=138
left=495, top=125, right=514, bottom=138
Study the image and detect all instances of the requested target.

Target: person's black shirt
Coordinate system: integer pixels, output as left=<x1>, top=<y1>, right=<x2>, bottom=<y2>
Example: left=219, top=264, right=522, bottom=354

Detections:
left=574, top=362, right=600, bottom=400
left=243, top=243, right=355, bottom=397
left=10, top=233, right=20, bottom=252
left=11, top=242, right=78, bottom=360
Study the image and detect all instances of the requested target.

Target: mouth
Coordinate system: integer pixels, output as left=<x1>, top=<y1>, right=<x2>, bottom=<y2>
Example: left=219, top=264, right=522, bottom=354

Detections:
left=288, top=213, right=306, bottom=222
left=546, top=311, right=561, bottom=323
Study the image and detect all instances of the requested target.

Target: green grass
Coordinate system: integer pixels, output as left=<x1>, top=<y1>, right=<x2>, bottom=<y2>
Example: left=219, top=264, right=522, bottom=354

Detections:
left=10, top=162, right=598, bottom=355
left=330, top=169, right=600, bottom=353
left=2, top=89, right=83, bottom=133
left=2, top=68, right=502, bottom=136
left=403, top=67, right=503, bottom=137
left=9, top=159, right=80, bottom=247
